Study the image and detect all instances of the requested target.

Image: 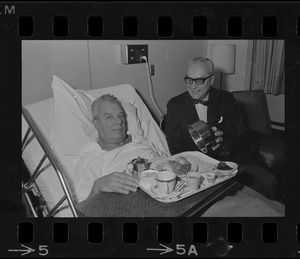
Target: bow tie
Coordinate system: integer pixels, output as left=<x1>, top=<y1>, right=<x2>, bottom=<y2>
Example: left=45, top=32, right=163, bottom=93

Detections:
left=193, top=99, right=208, bottom=106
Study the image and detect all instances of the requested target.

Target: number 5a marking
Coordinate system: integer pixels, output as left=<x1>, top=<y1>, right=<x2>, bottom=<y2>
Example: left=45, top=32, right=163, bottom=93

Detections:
left=39, top=245, right=49, bottom=256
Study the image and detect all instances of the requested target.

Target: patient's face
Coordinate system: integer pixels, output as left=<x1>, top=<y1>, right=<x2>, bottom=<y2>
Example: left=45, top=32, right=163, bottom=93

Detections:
left=94, top=101, right=127, bottom=145
left=186, top=62, right=214, bottom=100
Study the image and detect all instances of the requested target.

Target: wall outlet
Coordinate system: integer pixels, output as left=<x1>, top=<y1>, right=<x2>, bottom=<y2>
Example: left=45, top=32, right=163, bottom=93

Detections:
left=121, top=44, right=148, bottom=64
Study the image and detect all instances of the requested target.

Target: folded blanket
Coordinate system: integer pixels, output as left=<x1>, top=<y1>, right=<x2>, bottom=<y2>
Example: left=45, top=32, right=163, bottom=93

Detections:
left=202, top=185, right=285, bottom=217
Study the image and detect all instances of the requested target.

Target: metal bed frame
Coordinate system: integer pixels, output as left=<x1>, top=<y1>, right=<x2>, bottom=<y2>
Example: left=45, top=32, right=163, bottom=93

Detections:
left=22, top=106, right=78, bottom=217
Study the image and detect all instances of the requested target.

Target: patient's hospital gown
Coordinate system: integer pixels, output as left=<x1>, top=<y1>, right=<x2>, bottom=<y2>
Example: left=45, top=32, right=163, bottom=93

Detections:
left=73, top=136, right=160, bottom=203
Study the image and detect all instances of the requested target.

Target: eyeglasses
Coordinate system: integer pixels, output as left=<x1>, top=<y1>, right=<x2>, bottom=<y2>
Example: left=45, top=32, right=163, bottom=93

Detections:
left=184, top=74, right=214, bottom=85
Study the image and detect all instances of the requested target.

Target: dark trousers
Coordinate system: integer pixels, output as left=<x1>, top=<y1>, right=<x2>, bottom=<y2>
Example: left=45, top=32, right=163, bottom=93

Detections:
left=232, top=150, right=278, bottom=200
left=237, top=164, right=278, bottom=200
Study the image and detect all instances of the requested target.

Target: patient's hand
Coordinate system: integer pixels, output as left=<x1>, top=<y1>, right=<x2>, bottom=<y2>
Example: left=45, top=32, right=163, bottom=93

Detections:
left=89, top=170, right=139, bottom=197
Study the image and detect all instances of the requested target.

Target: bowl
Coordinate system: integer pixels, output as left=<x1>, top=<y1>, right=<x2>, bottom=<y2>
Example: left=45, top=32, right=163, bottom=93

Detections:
left=215, top=161, right=238, bottom=176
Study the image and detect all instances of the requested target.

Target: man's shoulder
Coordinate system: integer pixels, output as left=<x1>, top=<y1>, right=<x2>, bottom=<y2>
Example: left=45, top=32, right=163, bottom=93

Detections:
left=210, top=88, right=234, bottom=102
left=168, top=91, right=189, bottom=105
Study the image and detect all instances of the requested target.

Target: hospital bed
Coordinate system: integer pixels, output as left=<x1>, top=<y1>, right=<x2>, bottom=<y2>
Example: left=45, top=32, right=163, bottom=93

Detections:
left=22, top=76, right=170, bottom=217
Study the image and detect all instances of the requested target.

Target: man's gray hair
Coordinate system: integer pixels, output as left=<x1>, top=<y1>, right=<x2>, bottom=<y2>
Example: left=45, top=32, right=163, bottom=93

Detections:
left=187, top=57, right=214, bottom=74
left=91, top=94, right=122, bottom=120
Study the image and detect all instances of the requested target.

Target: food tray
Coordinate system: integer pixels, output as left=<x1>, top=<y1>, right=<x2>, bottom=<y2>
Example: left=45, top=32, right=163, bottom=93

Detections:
left=138, top=151, right=238, bottom=203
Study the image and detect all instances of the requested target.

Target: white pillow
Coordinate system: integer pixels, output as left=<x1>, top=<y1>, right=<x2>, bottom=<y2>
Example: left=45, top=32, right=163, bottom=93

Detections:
left=52, top=75, right=143, bottom=155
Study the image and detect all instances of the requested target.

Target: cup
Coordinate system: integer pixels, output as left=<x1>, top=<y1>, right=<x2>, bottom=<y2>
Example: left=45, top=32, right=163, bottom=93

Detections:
left=206, top=172, right=216, bottom=184
left=156, top=171, right=177, bottom=194
left=186, top=172, right=204, bottom=191
left=127, top=157, right=151, bottom=181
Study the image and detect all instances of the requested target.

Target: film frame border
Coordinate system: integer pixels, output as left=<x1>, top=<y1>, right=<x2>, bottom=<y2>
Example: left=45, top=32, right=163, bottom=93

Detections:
left=1, top=1, right=300, bottom=258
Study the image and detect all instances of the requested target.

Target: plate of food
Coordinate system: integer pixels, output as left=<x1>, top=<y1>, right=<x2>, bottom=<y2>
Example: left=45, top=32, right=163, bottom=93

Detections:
left=152, top=156, right=198, bottom=178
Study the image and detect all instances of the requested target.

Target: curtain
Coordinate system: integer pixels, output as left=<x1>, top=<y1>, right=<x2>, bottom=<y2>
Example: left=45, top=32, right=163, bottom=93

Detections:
left=248, top=40, right=285, bottom=95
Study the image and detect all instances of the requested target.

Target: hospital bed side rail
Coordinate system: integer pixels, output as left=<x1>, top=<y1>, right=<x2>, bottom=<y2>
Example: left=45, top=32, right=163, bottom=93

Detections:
left=22, top=106, right=78, bottom=217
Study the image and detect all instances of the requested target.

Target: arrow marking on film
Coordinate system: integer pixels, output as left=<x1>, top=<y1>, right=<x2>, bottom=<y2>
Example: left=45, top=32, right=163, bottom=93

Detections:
left=8, top=244, right=35, bottom=256
left=147, top=243, right=173, bottom=255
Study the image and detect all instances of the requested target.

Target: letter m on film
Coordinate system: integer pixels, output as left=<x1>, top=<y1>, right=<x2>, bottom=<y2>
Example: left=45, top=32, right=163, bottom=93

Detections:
left=5, top=5, right=15, bottom=15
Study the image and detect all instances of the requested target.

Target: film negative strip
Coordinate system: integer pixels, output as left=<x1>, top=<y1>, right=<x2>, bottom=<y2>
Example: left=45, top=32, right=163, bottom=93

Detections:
left=1, top=1, right=300, bottom=257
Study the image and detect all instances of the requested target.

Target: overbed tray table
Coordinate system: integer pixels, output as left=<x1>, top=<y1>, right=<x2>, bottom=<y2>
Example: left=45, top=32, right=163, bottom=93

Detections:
left=75, top=178, right=243, bottom=217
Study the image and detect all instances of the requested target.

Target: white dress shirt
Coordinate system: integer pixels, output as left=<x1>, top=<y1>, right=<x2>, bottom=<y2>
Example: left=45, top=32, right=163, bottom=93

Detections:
left=194, top=94, right=209, bottom=123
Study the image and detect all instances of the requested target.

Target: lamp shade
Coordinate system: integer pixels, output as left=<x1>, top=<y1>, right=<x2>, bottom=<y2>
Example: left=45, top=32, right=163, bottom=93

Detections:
left=210, top=44, right=236, bottom=74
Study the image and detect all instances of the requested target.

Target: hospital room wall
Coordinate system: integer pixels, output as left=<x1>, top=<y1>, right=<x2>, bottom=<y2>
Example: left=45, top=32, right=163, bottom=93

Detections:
left=22, top=40, right=284, bottom=126
left=22, top=40, right=92, bottom=105
left=88, top=40, right=208, bottom=122
left=22, top=40, right=208, bottom=123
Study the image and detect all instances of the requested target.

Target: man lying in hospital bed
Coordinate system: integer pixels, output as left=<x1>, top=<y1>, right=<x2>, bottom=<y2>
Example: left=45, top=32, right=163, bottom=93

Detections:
left=22, top=76, right=284, bottom=217
left=22, top=75, right=169, bottom=217
left=73, top=94, right=161, bottom=202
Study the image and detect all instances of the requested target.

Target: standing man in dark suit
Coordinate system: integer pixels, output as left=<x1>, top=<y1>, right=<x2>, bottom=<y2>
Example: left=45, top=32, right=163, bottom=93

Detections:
left=165, top=57, right=278, bottom=200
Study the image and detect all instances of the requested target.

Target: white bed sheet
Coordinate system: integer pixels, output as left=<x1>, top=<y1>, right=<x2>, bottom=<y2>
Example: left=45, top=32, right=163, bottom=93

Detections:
left=22, top=84, right=170, bottom=217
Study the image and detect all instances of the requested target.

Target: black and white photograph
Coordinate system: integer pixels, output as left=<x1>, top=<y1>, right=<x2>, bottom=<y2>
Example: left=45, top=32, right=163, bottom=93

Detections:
left=1, top=2, right=299, bottom=258
left=21, top=39, right=286, bottom=218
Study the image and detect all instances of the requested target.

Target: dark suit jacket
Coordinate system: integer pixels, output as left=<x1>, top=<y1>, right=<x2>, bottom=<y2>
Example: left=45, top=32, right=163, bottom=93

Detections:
left=165, top=87, right=243, bottom=159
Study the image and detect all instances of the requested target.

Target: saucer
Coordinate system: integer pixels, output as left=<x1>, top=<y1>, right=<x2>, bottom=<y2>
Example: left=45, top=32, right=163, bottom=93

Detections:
left=139, top=170, right=157, bottom=189
left=149, top=182, right=184, bottom=199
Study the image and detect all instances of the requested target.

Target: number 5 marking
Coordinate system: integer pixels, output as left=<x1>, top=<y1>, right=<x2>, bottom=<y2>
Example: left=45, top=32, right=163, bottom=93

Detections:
left=39, top=245, right=49, bottom=256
